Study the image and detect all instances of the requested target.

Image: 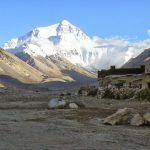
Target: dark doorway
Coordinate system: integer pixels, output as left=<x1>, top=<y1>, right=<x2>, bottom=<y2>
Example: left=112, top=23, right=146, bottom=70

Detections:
left=147, top=82, right=150, bottom=88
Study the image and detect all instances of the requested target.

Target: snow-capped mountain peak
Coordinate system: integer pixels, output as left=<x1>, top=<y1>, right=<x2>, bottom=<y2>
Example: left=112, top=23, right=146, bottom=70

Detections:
left=3, top=20, right=149, bottom=71
left=60, top=19, right=71, bottom=25
left=56, top=20, right=89, bottom=40
left=3, top=20, right=95, bottom=67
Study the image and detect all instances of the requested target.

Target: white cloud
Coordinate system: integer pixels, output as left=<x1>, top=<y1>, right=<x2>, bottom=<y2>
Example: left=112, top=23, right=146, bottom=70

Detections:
left=91, top=37, right=150, bottom=70
left=148, top=29, right=150, bottom=35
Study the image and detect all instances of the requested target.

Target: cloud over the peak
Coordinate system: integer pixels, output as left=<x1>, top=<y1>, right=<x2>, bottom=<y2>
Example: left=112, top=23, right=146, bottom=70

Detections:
left=91, top=36, right=150, bottom=70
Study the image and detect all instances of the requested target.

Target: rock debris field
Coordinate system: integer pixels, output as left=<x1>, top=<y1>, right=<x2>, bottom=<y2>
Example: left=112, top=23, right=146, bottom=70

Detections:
left=0, top=89, right=150, bottom=150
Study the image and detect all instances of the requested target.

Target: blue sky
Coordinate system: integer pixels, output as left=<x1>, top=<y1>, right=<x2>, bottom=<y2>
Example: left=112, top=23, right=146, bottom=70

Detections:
left=0, top=0, right=150, bottom=45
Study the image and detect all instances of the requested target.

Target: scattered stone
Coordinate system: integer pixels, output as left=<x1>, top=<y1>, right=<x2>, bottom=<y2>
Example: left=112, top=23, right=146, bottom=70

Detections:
left=59, top=92, right=72, bottom=100
left=87, top=88, right=98, bottom=96
left=59, top=93, right=66, bottom=100
left=74, top=92, right=78, bottom=96
left=48, top=96, right=85, bottom=109
left=143, top=113, right=150, bottom=124
left=59, top=93, right=65, bottom=97
left=69, top=103, right=79, bottom=109
left=78, top=86, right=88, bottom=95
left=78, top=86, right=98, bottom=96
left=71, top=101, right=85, bottom=108
left=130, top=113, right=144, bottom=126
left=66, top=92, right=71, bottom=96
left=48, top=98, right=67, bottom=109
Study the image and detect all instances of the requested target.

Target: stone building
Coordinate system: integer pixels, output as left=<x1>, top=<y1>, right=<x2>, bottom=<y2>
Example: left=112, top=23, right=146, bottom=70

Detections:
left=98, top=65, right=149, bottom=89
left=142, top=73, right=150, bottom=89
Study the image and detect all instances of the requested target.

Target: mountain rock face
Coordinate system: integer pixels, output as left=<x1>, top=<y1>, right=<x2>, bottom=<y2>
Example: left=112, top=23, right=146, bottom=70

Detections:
left=2, top=20, right=111, bottom=70
left=3, top=19, right=150, bottom=74
left=0, top=47, right=95, bottom=84
left=16, top=52, right=96, bottom=81
left=1, top=20, right=97, bottom=84
left=0, top=48, right=45, bottom=83
left=122, top=48, right=150, bottom=72
left=3, top=20, right=93, bottom=66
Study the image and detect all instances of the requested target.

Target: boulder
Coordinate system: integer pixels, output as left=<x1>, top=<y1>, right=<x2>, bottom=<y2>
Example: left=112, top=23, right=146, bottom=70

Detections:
left=69, top=103, right=79, bottom=109
left=130, top=113, right=144, bottom=126
left=70, top=101, right=85, bottom=108
left=143, top=113, right=150, bottom=124
left=48, top=98, right=67, bottom=109
left=78, top=86, right=98, bottom=96
left=58, top=92, right=72, bottom=100
left=78, top=86, right=87, bottom=95
left=103, top=108, right=137, bottom=125
left=87, top=88, right=98, bottom=96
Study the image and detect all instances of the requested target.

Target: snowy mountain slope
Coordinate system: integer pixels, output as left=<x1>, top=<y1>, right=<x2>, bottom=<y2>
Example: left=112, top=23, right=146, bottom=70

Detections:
left=16, top=52, right=96, bottom=81
left=3, top=20, right=107, bottom=69
left=3, top=20, right=150, bottom=71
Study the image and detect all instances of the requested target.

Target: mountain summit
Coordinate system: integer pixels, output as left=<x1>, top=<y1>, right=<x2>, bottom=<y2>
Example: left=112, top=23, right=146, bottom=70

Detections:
left=3, top=20, right=149, bottom=71
left=3, top=20, right=100, bottom=68
left=1, top=20, right=97, bottom=84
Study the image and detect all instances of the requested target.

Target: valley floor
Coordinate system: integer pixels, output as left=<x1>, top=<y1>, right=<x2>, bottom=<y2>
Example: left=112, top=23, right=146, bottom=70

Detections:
left=0, top=89, right=150, bottom=150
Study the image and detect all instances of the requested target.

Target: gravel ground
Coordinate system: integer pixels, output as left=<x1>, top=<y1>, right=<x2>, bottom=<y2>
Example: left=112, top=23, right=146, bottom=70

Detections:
left=0, top=90, right=150, bottom=150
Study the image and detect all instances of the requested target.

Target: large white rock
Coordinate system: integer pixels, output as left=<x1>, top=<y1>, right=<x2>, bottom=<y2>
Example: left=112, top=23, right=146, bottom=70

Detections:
left=48, top=98, right=67, bottom=109
left=143, top=113, right=150, bottom=124
left=103, top=108, right=137, bottom=125
left=130, top=113, right=144, bottom=126
left=69, top=103, right=79, bottom=109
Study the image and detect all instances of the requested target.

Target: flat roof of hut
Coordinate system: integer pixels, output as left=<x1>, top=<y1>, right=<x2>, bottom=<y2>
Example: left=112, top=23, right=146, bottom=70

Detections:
left=98, top=65, right=145, bottom=78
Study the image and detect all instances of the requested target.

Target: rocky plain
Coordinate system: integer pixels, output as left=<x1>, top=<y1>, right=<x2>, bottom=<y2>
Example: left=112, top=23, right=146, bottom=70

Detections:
left=0, top=86, right=149, bottom=150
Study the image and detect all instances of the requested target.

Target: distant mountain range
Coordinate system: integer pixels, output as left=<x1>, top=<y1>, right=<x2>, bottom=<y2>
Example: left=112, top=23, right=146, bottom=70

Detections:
left=3, top=20, right=97, bottom=69
left=3, top=20, right=150, bottom=71
left=1, top=20, right=150, bottom=86
left=122, top=48, right=150, bottom=72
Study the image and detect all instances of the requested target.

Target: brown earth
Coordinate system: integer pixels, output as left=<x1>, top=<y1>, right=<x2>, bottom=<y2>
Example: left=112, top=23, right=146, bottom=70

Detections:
left=0, top=48, right=96, bottom=84
left=0, top=88, right=150, bottom=150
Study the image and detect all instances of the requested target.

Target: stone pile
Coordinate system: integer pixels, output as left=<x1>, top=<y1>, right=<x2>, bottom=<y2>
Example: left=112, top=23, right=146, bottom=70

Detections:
left=78, top=86, right=98, bottom=96
left=48, top=92, right=85, bottom=109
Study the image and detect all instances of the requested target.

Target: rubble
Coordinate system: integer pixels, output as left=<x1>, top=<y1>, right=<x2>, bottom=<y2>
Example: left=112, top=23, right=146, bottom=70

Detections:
left=143, top=113, right=150, bottom=124
left=48, top=92, right=85, bottom=109
left=78, top=86, right=98, bottom=96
